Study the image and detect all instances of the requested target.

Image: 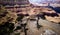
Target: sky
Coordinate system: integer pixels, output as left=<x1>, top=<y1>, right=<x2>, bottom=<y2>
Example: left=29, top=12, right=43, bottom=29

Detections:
left=29, top=0, right=44, bottom=4
left=28, top=0, right=59, bottom=6
left=29, top=0, right=55, bottom=4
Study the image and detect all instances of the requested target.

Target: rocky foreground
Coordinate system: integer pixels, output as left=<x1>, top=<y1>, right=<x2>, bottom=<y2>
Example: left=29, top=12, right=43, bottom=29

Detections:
left=13, top=7, right=60, bottom=35
left=0, top=6, right=60, bottom=35
left=11, top=15, right=60, bottom=35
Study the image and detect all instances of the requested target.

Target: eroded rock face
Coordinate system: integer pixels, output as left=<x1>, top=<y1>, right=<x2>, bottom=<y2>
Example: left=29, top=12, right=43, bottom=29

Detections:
left=45, top=15, right=60, bottom=23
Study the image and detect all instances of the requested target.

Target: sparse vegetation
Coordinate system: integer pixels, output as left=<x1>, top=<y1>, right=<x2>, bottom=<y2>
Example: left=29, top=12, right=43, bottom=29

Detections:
left=58, top=22, right=60, bottom=24
left=0, top=6, right=17, bottom=35
left=0, top=22, right=14, bottom=35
